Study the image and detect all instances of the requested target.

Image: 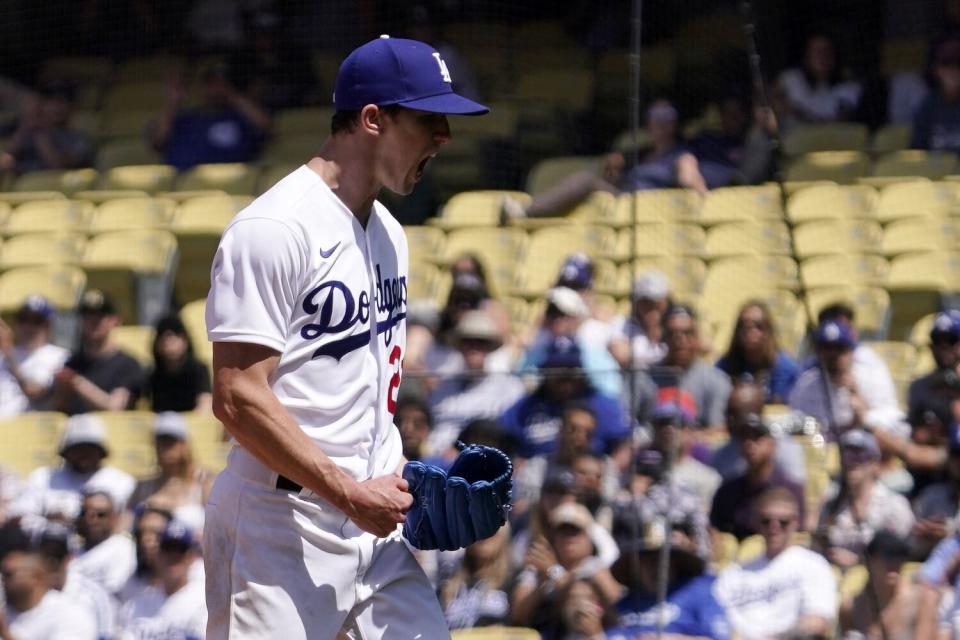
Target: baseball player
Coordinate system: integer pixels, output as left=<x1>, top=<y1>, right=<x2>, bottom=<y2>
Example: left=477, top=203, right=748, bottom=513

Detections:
left=203, top=36, right=488, bottom=640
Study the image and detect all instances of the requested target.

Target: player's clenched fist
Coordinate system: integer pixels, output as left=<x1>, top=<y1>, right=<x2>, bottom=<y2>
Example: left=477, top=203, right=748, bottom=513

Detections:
left=345, top=475, right=413, bottom=537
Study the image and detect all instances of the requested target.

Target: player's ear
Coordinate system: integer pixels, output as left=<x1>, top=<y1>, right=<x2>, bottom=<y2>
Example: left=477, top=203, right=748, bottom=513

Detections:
left=359, top=105, right=383, bottom=136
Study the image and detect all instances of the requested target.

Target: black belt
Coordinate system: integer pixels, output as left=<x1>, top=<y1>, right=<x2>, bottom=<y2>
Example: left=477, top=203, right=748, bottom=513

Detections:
left=276, top=475, right=303, bottom=492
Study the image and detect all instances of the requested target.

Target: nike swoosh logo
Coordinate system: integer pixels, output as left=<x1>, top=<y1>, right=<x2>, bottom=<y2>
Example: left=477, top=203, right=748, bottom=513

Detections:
left=319, top=242, right=341, bottom=259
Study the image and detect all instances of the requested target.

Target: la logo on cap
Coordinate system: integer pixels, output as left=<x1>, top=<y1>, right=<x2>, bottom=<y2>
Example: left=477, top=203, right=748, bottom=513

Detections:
left=432, top=52, right=452, bottom=83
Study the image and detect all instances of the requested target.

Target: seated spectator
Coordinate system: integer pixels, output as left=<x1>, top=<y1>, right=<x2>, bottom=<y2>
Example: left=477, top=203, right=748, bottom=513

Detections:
left=714, top=487, right=837, bottom=640
left=711, top=380, right=807, bottom=485
left=502, top=99, right=708, bottom=221
left=14, top=414, right=135, bottom=529
left=426, top=309, right=525, bottom=455
left=151, top=61, right=271, bottom=171
left=54, top=290, right=145, bottom=415
left=689, top=93, right=774, bottom=188
left=395, top=395, right=434, bottom=462
left=1, top=533, right=96, bottom=640
left=501, top=336, right=630, bottom=459
left=778, top=32, right=862, bottom=124
left=555, top=577, right=621, bottom=640
left=118, top=505, right=173, bottom=604
left=439, top=524, right=514, bottom=630
left=116, top=521, right=207, bottom=639
left=554, top=254, right=618, bottom=352
left=0, top=79, right=92, bottom=173
left=816, top=429, right=914, bottom=569
left=126, top=413, right=214, bottom=534
left=840, top=532, right=918, bottom=640
left=911, top=425, right=960, bottom=558
left=912, top=35, right=960, bottom=153
left=911, top=526, right=960, bottom=639
left=710, top=411, right=805, bottom=540
left=716, top=300, right=800, bottom=404
left=608, top=271, right=671, bottom=371
left=147, top=314, right=212, bottom=413
left=0, top=295, right=68, bottom=417
left=908, top=310, right=960, bottom=437
left=519, top=286, right=622, bottom=397
left=71, top=490, right=137, bottom=596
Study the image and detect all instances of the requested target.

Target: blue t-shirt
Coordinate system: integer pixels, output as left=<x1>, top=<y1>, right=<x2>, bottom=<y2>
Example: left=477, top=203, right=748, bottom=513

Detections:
left=918, top=534, right=960, bottom=587
left=498, top=389, right=630, bottom=458
left=618, top=145, right=689, bottom=191
left=163, top=108, right=262, bottom=170
left=716, top=350, right=800, bottom=404
left=608, top=574, right=731, bottom=640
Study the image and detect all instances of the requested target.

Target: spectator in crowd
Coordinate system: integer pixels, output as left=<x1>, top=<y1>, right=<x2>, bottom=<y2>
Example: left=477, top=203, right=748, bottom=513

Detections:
left=711, top=380, right=807, bottom=485
left=55, top=290, right=145, bottom=415
left=126, top=413, right=214, bottom=535
left=714, top=487, right=837, bottom=640
left=911, top=425, right=960, bottom=558
left=501, top=99, right=708, bottom=221
left=395, top=395, right=434, bottom=462
left=908, top=309, right=960, bottom=434
left=715, top=300, right=800, bottom=404
left=841, top=532, right=918, bottom=640
left=710, top=408, right=806, bottom=540
left=912, top=35, right=960, bottom=153
left=510, top=502, right=623, bottom=635
left=553, top=254, right=618, bottom=353
left=116, top=521, right=207, bottom=639
left=911, top=525, right=960, bottom=639
left=608, top=270, right=671, bottom=371
left=0, top=535, right=96, bottom=640
left=0, top=295, right=68, bottom=417
left=511, top=468, right=579, bottom=565
left=816, top=429, right=914, bottom=569
left=501, top=336, right=630, bottom=459
left=555, top=577, right=621, bottom=640
left=14, top=414, right=135, bottom=530
left=36, top=522, right=116, bottom=640
left=778, top=32, right=862, bottom=124
left=0, top=80, right=92, bottom=173
left=151, top=61, right=271, bottom=171
left=426, top=309, right=525, bottom=456
left=147, top=314, right=212, bottom=413
left=118, top=505, right=173, bottom=604
left=71, top=490, right=137, bottom=596
left=439, top=524, right=514, bottom=630
left=689, top=93, right=775, bottom=188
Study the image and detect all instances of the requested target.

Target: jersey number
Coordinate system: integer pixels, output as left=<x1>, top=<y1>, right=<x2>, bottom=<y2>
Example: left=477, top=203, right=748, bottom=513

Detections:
left=386, top=345, right=402, bottom=415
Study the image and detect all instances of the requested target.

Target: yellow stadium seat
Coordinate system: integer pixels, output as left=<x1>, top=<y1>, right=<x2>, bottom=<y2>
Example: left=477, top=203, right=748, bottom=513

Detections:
left=561, top=191, right=617, bottom=225
left=180, top=299, right=211, bottom=367
left=95, top=138, right=164, bottom=170
left=274, top=107, right=334, bottom=135
left=787, top=183, right=876, bottom=223
left=785, top=151, right=871, bottom=184
left=103, top=82, right=166, bottom=112
left=699, top=256, right=799, bottom=327
left=909, top=313, right=938, bottom=347
left=0, top=233, right=86, bottom=270
left=737, top=535, right=766, bottom=563
left=881, top=217, right=960, bottom=255
left=405, top=226, right=447, bottom=265
left=441, top=227, right=527, bottom=298
left=513, top=69, right=594, bottom=111
left=617, top=257, right=707, bottom=299
left=12, top=168, right=99, bottom=196
left=604, top=189, right=700, bottom=227
left=839, top=564, right=870, bottom=601
left=511, top=225, right=617, bottom=298
left=781, top=123, right=870, bottom=156
left=887, top=251, right=960, bottom=290
left=0, top=412, right=67, bottom=477
left=180, top=411, right=225, bottom=447
left=0, top=265, right=86, bottom=312
left=874, top=180, right=955, bottom=221
left=704, top=221, right=791, bottom=259
left=157, top=190, right=229, bottom=203
left=862, top=340, right=918, bottom=381
left=451, top=627, right=541, bottom=640
left=111, top=325, right=156, bottom=368
left=256, top=163, right=300, bottom=194
left=793, top=219, right=882, bottom=258
left=431, top=191, right=531, bottom=229
left=0, top=191, right=67, bottom=206
left=805, top=287, right=890, bottom=335
left=800, top=254, right=888, bottom=289
left=90, top=198, right=176, bottom=233
left=713, top=531, right=740, bottom=569
left=612, top=223, right=706, bottom=261
left=873, top=150, right=958, bottom=179
left=699, top=185, right=783, bottom=224
left=407, top=261, right=444, bottom=307
left=260, top=135, right=323, bottom=165
left=71, top=111, right=101, bottom=139
left=193, top=440, right=230, bottom=474
left=73, top=190, right=151, bottom=204
left=870, top=123, right=912, bottom=154
left=177, top=163, right=259, bottom=195
left=0, top=202, right=12, bottom=228
left=4, top=200, right=94, bottom=235
left=99, top=110, right=159, bottom=140
left=525, top=155, right=601, bottom=195
left=99, top=165, right=177, bottom=194
left=173, top=196, right=251, bottom=232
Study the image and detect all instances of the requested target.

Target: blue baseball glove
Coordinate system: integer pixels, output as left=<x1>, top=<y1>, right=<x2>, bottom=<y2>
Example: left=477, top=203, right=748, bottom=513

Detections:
left=402, top=443, right=513, bottom=551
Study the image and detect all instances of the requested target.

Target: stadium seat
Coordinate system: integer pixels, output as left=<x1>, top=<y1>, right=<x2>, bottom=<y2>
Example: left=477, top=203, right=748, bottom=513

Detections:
left=862, top=340, right=918, bottom=383
left=0, top=265, right=86, bottom=312
left=157, top=190, right=229, bottom=202
left=41, top=56, right=113, bottom=85
left=620, top=257, right=708, bottom=300
left=99, top=165, right=177, bottom=193
left=431, top=191, right=532, bottom=229
left=180, top=299, right=211, bottom=367
left=612, top=223, right=706, bottom=261
left=603, top=189, right=700, bottom=227
left=786, top=183, right=877, bottom=223
left=95, top=138, right=164, bottom=170
left=71, top=110, right=101, bottom=140
left=873, top=150, right=958, bottom=179
left=0, top=412, right=67, bottom=477
left=511, top=225, right=616, bottom=298
left=11, top=168, right=99, bottom=195
left=260, top=135, right=324, bottom=165
left=180, top=411, right=225, bottom=447
left=451, top=627, right=541, bottom=640
left=0, top=233, right=86, bottom=270
left=4, top=199, right=94, bottom=235
left=274, top=107, right=335, bottom=135
left=407, top=261, right=445, bottom=307
left=800, top=254, right=888, bottom=289
left=556, top=191, right=617, bottom=226
left=177, top=163, right=259, bottom=195
left=110, top=325, right=156, bottom=368
left=99, top=110, right=160, bottom=140
left=805, top=287, right=890, bottom=336
left=513, top=69, right=594, bottom=112
left=525, top=156, right=600, bottom=195
left=193, top=440, right=231, bottom=473
left=73, top=190, right=151, bottom=204
left=90, top=197, right=176, bottom=232
left=703, top=221, right=791, bottom=259
left=713, top=532, right=740, bottom=569
left=909, top=313, right=938, bottom=348
left=784, top=151, right=871, bottom=184
left=0, top=191, right=66, bottom=206
left=781, top=123, right=870, bottom=156
left=0, top=203, right=12, bottom=228
left=405, top=226, right=447, bottom=265
left=449, top=102, right=519, bottom=140
left=881, top=217, right=960, bottom=255
left=839, top=564, right=870, bottom=601
left=870, top=123, right=912, bottom=154
left=874, top=180, right=955, bottom=221
left=116, top=56, right=184, bottom=83
left=793, top=219, right=882, bottom=258
left=103, top=82, right=167, bottom=113
left=737, top=535, right=766, bottom=563
left=441, top=227, right=527, bottom=298
left=699, top=256, right=798, bottom=327
left=699, top=185, right=783, bottom=224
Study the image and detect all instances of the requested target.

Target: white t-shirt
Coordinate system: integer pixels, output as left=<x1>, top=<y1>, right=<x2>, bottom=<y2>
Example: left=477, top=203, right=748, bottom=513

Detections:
left=778, top=68, right=862, bottom=121
left=63, top=566, right=117, bottom=640
left=714, top=545, right=838, bottom=640
left=116, top=580, right=207, bottom=640
left=71, top=533, right=138, bottom=596
left=0, top=343, right=69, bottom=416
left=206, top=165, right=406, bottom=481
left=608, top=316, right=666, bottom=369
left=6, top=589, right=97, bottom=640
left=16, top=464, right=135, bottom=523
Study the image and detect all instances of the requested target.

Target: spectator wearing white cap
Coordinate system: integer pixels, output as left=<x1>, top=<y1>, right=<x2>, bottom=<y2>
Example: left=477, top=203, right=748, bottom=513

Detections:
left=554, top=254, right=619, bottom=351
left=0, top=295, right=68, bottom=417
left=609, top=270, right=671, bottom=371
left=72, top=489, right=137, bottom=596
left=12, top=414, right=135, bottom=530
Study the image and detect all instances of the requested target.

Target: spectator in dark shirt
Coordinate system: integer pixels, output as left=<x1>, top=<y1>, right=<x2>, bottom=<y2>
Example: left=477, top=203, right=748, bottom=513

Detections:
left=908, top=309, right=960, bottom=429
left=54, top=290, right=144, bottom=416
left=151, top=61, right=271, bottom=171
left=689, top=94, right=774, bottom=188
left=148, top=314, right=211, bottom=413
left=0, top=80, right=91, bottom=173
left=912, top=36, right=960, bottom=153
left=439, top=524, right=514, bottom=630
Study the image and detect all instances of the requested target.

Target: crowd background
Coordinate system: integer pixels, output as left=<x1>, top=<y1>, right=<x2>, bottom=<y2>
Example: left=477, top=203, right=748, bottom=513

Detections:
left=0, top=0, right=960, bottom=639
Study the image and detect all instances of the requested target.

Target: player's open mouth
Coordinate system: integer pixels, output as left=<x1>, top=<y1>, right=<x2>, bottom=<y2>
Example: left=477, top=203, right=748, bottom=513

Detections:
left=416, top=154, right=435, bottom=179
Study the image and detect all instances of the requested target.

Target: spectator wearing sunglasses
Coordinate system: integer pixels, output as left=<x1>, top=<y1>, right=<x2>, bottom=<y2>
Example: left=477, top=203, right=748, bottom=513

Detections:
left=0, top=295, right=68, bottom=417
left=71, top=490, right=137, bottom=597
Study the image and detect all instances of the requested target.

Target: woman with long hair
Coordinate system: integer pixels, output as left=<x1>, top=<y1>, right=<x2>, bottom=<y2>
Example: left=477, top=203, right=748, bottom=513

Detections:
left=147, top=314, right=211, bottom=413
left=716, top=300, right=800, bottom=404
left=439, top=524, right=515, bottom=629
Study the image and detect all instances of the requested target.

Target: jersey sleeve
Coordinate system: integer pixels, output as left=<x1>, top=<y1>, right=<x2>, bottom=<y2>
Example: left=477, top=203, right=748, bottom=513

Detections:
left=799, top=552, right=839, bottom=619
left=206, top=218, right=304, bottom=353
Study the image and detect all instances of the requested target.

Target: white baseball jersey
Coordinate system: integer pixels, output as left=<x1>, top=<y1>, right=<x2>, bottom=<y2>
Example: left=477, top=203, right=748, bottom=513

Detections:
left=206, top=165, right=407, bottom=481
left=116, top=580, right=207, bottom=640
left=7, top=589, right=97, bottom=640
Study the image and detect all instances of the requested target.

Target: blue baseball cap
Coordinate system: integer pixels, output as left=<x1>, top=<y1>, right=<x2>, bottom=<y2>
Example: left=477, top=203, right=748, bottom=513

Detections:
left=334, top=36, right=489, bottom=115
left=556, top=253, right=594, bottom=290
left=931, top=310, right=960, bottom=341
left=540, top=336, right=583, bottom=370
left=17, top=294, right=54, bottom=320
left=160, top=520, right=198, bottom=551
left=815, top=319, right=857, bottom=350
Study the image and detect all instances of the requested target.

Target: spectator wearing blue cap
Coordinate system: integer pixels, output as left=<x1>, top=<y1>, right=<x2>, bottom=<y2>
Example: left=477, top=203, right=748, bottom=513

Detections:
left=908, top=309, right=960, bottom=434
left=554, top=253, right=620, bottom=353
left=0, top=294, right=68, bottom=417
